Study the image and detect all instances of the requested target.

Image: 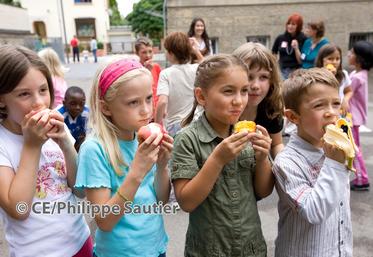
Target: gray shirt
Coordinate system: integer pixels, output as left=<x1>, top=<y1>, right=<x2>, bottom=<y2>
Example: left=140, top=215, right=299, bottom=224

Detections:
left=273, top=134, right=352, bottom=257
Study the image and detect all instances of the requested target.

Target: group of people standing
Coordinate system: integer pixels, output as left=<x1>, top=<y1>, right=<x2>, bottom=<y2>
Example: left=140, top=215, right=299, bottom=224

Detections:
left=0, top=14, right=373, bottom=257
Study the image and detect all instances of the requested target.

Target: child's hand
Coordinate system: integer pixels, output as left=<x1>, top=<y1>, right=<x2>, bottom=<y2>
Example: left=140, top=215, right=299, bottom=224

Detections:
left=156, top=133, right=174, bottom=170
left=340, top=99, right=350, bottom=115
left=132, top=132, right=163, bottom=178
left=46, top=110, right=71, bottom=149
left=22, top=109, right=54, bottom=147
left=143, top=59, right=153, bottom=70
left=213, top=131, right=250, bottom=165
left=323, top=139, right=346, bottom=164
left=248, top=125, right=271, bottom=162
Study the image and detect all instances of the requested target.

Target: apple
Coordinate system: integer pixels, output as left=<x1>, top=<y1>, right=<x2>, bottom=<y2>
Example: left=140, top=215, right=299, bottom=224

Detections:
left=137, top=123, right=166, bottom=144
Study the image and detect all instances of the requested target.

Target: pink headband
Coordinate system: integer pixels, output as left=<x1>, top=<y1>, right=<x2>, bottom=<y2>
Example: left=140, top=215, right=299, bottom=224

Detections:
left=99, top=59, right=143, bottom=98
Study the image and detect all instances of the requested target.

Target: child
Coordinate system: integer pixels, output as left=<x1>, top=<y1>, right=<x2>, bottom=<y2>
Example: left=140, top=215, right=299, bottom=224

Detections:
left=347, top=41, right=373, bottom=191
left=155, top=31, right=202, bottom=136
left=233, top=42, right=284, bottom=158
left=172, top=54, right=273, bottom=256
left=0, top=45, right=91, bottom=256
left=315, top=43, right=353, bottom=113
left=75, top=59, right=173, bottom=257
left=57, top=86, right=89, bottom=151
left=38, top=47, right=68, bottom=108
left=273, top=68, right=352, bottom=257
left=135, top=37, right=162, bottom=111
left=82, top=49, right=89, bottom=63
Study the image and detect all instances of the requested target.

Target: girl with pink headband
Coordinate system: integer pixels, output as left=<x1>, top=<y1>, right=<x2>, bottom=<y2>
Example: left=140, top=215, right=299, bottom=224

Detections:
left=75, top=58, right=173, bottom=257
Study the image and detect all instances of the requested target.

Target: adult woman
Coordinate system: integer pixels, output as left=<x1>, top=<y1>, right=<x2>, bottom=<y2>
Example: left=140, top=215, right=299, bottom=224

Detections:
left=187, top=17, right=211, bottom=62
left=294, top=20, right=329, bottom=69
left=272, top=13, right=307, bottom=79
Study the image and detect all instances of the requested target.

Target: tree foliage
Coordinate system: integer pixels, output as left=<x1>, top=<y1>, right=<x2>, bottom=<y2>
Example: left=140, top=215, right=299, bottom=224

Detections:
left=109, top=0, right=127, bottom=26
left=126, top=0, right=163, bottom=43
left=0, top=0, right=21, bottom=7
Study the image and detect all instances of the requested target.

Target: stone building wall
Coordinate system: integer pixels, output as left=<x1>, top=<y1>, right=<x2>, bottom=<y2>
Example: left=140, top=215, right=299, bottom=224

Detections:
left=167, top=0, right=373, bottom=57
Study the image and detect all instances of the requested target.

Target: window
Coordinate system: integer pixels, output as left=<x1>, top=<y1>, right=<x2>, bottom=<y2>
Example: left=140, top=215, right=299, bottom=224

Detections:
left=210, top=37, right=219, bottom=54
left=75, top=18, right=96, bottom=39
left=246, top=35, right=270, bottom=48
left=349, top=32, right=373, bottom=49
left=74, top=0, right=92, bottom=3
left=33, top=21, right=47, bottom=39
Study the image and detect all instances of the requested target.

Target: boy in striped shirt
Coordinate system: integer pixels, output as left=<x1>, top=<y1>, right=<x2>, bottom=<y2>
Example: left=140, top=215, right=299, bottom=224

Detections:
left=273, top=68, right=352, bottom=257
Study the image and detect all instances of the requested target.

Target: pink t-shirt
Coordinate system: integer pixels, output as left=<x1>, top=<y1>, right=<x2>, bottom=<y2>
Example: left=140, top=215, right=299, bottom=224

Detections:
left=349, top=70, right=368, bottom=126
left=52, top=76, right=68, bottom=108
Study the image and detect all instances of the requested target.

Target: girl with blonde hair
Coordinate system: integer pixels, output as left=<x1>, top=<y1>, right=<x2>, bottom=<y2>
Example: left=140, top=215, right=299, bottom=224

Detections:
left=38, top=48, right=68, bottom=107
left=75, top=58, right=173, bottom=257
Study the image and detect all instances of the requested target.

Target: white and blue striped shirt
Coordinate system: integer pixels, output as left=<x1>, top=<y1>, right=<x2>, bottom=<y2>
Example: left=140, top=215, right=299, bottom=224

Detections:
left=273, top=134, right=352, bottom=257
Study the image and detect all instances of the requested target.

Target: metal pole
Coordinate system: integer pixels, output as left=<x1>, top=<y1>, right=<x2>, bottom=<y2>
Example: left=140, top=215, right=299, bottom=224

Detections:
left=60, top=0, right=69, bottom=64
left=163, top=0, right=167, bottom=39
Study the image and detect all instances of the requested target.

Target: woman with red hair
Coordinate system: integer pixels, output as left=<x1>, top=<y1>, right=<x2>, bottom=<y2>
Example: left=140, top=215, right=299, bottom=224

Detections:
left=272, top=13, right=307, bottom=79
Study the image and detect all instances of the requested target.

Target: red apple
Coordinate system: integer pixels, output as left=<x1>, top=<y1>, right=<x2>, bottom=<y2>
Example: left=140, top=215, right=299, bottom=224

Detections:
left=137, top=123, right=166, bottom=144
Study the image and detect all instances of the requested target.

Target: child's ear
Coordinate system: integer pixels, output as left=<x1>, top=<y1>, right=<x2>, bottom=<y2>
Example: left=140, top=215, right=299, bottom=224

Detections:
left=284, top=109, right=300, bottom=125
left=195, top=88, right=206, bottom=107
left=99, top=100, right=111, bottom=117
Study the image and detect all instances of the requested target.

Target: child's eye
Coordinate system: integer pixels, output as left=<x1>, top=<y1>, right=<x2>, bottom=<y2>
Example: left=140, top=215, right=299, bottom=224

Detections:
left=241, top=88, right=249, bottom=94
left=129, top=100, right=139, bottom=106
left=18, top=92, right=29, bottom=97
left=260, top=75, right=269, bottom=81
left=146, top=95, right=153, bottom=102
left=224, top=89, right=233, bottom=94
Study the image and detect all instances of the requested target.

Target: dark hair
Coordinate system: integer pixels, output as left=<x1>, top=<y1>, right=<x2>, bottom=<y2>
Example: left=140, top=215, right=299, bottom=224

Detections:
left=164, top=32, right=192, bottom=64
left=187, top=17, right=210, bottom=55
left=182, top=54, right=248, bottom=126
left=307, top=20, right=325, bottom=38
left=0, top=45, right=54, bottom=119
left=65, top=86, right=85, bottom=99
left=315, top=44, right=345, bottom=84
left=283, top=68, right=339, bottom=113
left=352, top=41, right=373, bottom=70
left=134, top=37, right=153, bottom=53
left=286, top=13, right=303, bottom=34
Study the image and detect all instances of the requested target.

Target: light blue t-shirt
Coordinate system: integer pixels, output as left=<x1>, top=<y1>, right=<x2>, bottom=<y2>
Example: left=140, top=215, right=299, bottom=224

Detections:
left=301, top=37, right=329, bottom=69
left=75, top=137, right=168, bottom=257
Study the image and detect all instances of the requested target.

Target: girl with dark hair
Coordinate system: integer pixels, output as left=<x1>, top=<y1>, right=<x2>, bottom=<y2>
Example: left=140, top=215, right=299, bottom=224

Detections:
left=272, top=13, right=307, bottom=79
left=187, top=17, right=212, bottom=62
left=315, top=43, right=352, bottom=113
left=347, top=41, right=373, bottom=191
left=0, top=45, right=91, bottom=256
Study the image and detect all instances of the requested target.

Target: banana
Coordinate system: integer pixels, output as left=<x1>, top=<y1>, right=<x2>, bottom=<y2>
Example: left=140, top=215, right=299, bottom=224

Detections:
left=323, top=118, right=358, bottom=171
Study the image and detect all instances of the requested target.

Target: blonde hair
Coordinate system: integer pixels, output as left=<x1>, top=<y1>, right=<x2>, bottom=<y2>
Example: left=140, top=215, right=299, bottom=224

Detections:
left=233, top=42, right=283, bottom=119
left=283, top=68, right=339, bottom=113
left=38, top=48, right=65, bottom=77
left=89, top=60, right=151, bottom=176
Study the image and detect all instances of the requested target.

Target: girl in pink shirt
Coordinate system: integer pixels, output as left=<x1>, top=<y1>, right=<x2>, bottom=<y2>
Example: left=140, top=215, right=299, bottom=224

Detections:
left=38, top=48, right=68, bottom=108
left=347, top=41, right=373, bottom=191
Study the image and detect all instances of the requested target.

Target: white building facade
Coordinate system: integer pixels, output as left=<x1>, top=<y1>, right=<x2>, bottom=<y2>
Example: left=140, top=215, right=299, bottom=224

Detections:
left=20, top=0, right=110, bottom=47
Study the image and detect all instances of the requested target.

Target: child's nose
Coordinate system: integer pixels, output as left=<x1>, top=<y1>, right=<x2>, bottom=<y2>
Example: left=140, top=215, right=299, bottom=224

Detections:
left=32, top=96, right=45, bottom=110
